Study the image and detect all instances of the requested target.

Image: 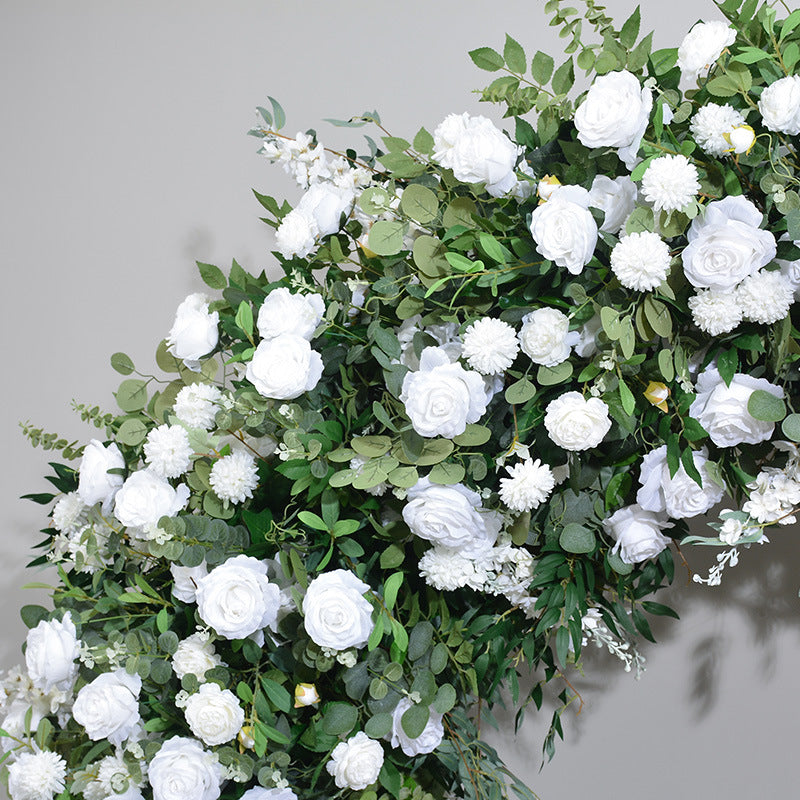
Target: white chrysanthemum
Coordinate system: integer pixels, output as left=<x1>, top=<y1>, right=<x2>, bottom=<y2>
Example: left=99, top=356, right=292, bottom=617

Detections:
left=737, top=270, right=794, bottom=324
left=51, top=491, right=87, bottom=533
left=641, top=154, right=700, bottom=213
left=8, top=750, right=67, bottom=800
left=461, top=317, right=520, bottom=374
left=418, top=548, right=486, bottom=591
left=144, top=424, right=193, bottom=479
left=348, top=455, right=388, bottom=496
left=209, top=450, right=259, bottom=504
left=610, top=232, right=671, bottom=291
left=275, top=208, right=319, bottom=259
left=499, top=459, right=556, bottom=513
left=689, top=103, right=746, bottom=156
left=81, top=754, right=142, bottom=800
left=173, top=383, right=224, bottom=430
left=688, top=288, right=743, bottom=335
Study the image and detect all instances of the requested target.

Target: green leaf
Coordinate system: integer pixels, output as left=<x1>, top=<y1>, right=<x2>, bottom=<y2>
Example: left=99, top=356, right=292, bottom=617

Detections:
left=782, top=413, right=800, bottom=442
left=619, top=5, right=641, bottom=49
left=442, top=197, right=478, bottom=230
left=115, top=379, right=148, bottom=412
left=322, top=702, right=359, bottom=736
left=504, top=34, right=527, bottom=74
left=555, top=625, right=570, bottom=666
left=261, top=677, right=292, bottom=714
left=537, top=361, right=573, bottom=385
left=717, top=348, right=738, bottom=386
left=408, top=621, right=434, bottom=661
left=383, top=572, right=404, bottom=612
left=781, top=9, right=800, bottom=40
left=530, top=50, right=555, bottom=84
left=413, top=127, right=434, bottom=154
left=505, top=378, right=536, bottom=405
left=618, top=379, right=636, bottom=416
left=706, top=75, right=739, bottom=97
left=452, top=424, right=492, bottom=447
left=365, top=713, right=394, bottom=739
left=267, top=96, right=286, bottom=130
left=399, top=184, right=439, bottom=224
left=235, top=301, right=254, bottom=339
left=731, top=46, right=772, bottom=64
left=368, top=221, right=405, bottom=256
left=559, top=523, right=596, bottom=554
left=607, top=552, right=633, bottom=575
left=428, top=461, right=466, bottom=485
left=401, top=703, right=430, bottom=739
left=110, top=352, right=135, bottom=375
left=643, top=296, right=672, bottom=338
left=413, top=235, right=449, bottom=278
left=658, top=349, right=674, bottom=382
left=20, top=605, right=48, bottom=629
left=680, top=447, right=703, bottom=488
left=116, top=418, right=148, bottom=447
left=478, top=232, right=508, bottom=264
left=469, top=46, right=505, bottom=71
left=551, top=57, right=575, bottom=95
left=601, top=306, right=621, bottom=339
left=433, top=683, right=457, bottom=714
left=747, top=390, right=786, bottom=422
left=351, top=435, right=393, bottom=458
left=641, top=601, right=679, bottom=620
left=197, top=261, right=227, bottom=290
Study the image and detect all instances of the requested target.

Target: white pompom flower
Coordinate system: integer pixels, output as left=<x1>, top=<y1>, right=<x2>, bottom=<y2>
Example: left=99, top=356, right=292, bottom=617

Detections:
left=461, top=317, right=520, bottom=374
left=209, top=450, right=259, bottom=505
left=144, top=424, right=193, bottom=479
left=689, top=103, right=746, bottom=156
left=688, top=289, right=743, bottom=335
left=641, top=154, right=700, bottom=213
left=173, top=383, right=224, bottom=430
left=499, top=459, right=556, bottom=513
left=737, top=269, right=794, bottom=324
left=610, top=232, right=671, bottom=291
left=51, top=491, right=87, bottom=533
left=418, top=547, right=486, bottom=591
left=7, top=750, right=67, bottom=800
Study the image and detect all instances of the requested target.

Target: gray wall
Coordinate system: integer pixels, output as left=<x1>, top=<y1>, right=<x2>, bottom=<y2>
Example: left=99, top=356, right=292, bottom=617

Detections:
left=1, top=2, right=797, bottom=798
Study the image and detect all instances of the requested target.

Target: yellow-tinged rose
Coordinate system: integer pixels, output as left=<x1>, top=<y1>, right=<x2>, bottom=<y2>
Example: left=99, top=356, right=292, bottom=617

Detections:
left=238, top=725, right=255, bottom=750
left=294, top=683, right=320, bottom=708
left=724, top=125, right=756, bottom=155
left=537, top=174, right=561, bottom=202
left=644, top=381, right=670, bottom=412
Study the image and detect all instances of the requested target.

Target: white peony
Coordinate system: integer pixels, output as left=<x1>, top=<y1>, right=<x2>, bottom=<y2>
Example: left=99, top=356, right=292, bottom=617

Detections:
left=499, top=458, right=556, bottom=513
left=403, top=477, right=502, bottom=556
left=144, top=424, right=193, bottom=479
left=275, top=208, right=319, bottom=259
left=637, top=446, right=724, bottom=519
left=400, top=346, right=489, bottom=439
left=389, top=697, right=445, bottom=756
left=296, top=181, right=355, bottom=236
left=326, top=731, right=384, bottom=790
left=303, top=569, right=374, bottom=650
left=737, top=269, right=794, bottom=324
left=77, top=440, right=125, bottom=512
left=184, top=682, right=245, bottom=746
left=72, top=669, right=141, bottom=747
left=603, top=504, right=672, bottom=564
left=148, top=736, right=222, bottom=800
left=689, top=367, right=784, bottom=448
left=641, top=154, right=700, bottom=213
left=518, top=307, right=578, bottom=367
left=432, top=112, right=520, bottom=196
left=170, top=562, right=209, bottom=604
left=172, top=383, right=223, bottom=430
left=245, top=333, right=323, bottom=400
left=166, top=293, right=219, bottom=369
left=574, top=70, right=652, bottom=168
left=544, top=392, right=611, bottom=451
left=682, top=196, right=776, bottom=291
left=677, top=20, right=736, bottom=84
left=7, top=750, right=67, bottom=800
left=113, top=470, right=189, bottom=532
left=25, top=612, right=80, bottom=694
left=209, top=450, right=259, bottom=505
left=690, top=103, right=746, bottom=156
left=195, top=555, right=280, bottom=640
left=256, top=287, right=325, bottom=341
left=758, top=75, right=800, bottom=135
left=461, top=317, right=519, bottom=374
left=529, top=186, right=598, bottom=274
left=688, top=288, right=743, bottom=335
left=588, top=175, right=638, bottom=233
left=610, top=231, right=672, bottom=291
left=172, top=631, right=223, bottom=682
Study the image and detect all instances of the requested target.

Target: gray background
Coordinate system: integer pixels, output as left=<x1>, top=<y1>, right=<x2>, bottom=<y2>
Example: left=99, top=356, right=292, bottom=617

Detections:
left=1, top=2, right=798, bottom=798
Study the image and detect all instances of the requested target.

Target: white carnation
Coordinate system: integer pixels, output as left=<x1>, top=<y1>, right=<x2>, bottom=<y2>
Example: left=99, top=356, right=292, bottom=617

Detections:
left=518, top=307, right=577, bottom=367
left=677, top=21, right=736, bottom=84
left=641, top=154, right=700, bottom=213
left=184, top=682, right=244, bottom=746
left=461, top=317, right=519, bottom=374
left=544, top=392, right=611, bottom=452
left=209, top=450, right=259, bottom=505
left=326, top=732, right=384, bottom=791
left=172, top=631, right=224, bottom=682
left=690, top=103, right=746, bottom=156
left=758, top=75, right=800, bottom=135
left=144, top=424, right=193, bottom=479
left=737, top=269, right=794, bottom=324
left=173, top=383, right=223, bottom=430
left=51, top=492, right=86, bottom=533
left=7, top=750, right=66, bottom=800
left=610, top=232, right=671, bottom=291
left=256, top=287, right=325, bottom=341
left=418, top=547, right=486, bottom=591
left=275, top=208, right=319, bottom=259
left=688, top=288, right=743, bottom=335
left=499, top=459, right=556, bottom=512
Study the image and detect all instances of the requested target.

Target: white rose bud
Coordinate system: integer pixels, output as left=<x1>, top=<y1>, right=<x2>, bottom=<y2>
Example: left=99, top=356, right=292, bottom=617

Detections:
left=677, top=21, right=736, bottom=84
left=303, top=569, right=374, bottom=650
left=113, top=470, right=190, bottom=532
left=25, top=612, right=80, bottom=694
left=183, top=683, right=245, bottom=746
left=389, top=698, right=445, bottom=756
left=544, top=392, right=611, bottom=451
left=245, top=334, right=323, bottom=400
left=603, top=505, right=672, bottom=564
left=758, top=74, right=800, bottom=135
left=72, top=669, right=142, bottom=747
left=77, top=439, right=125, bottom=512
left=148, top=736, right=222, bottom=800
left=256, top=287, right=325, bottom=341
left=537, top=175, right=561, bottom=201
left=166, top=293, right=219, bottom=370
left=326, top=731, right=384, bottom=791
left=294, top=683, right=320, bottom=707
left=725, top=125, right=756, bottom=155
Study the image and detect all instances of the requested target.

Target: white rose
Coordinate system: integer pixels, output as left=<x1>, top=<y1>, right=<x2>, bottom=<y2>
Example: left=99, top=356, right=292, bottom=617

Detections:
left=574, top=70, right=652, bottom=168
left=518, top=307, right=578, bottom=367
left=172, top=631, right=223, bottom=682
left=574, top=315, right=602, bottom=358
left=72, top=669, right=141, bottom=747
left=403, top=477, right=502, bottom=556
left=432, top=112, right=520, bottom=196
left=195, top=555, right=281, bottom=641
left=184, top=683, right=244, bottom=746
left=682, top=196, right=776, bottom=291
left=245, top=334, right=323, bottom=400
left=256, top=287, right=325, bottom=341
left=77, top=439, right=125, bottom=512
left=326, top=731, right=384, bottom=790
left=170, top=562, right=209, bottom=604
left=166, top=293, right=219, bottom=369
left=25, top=612, right=80, bottom=693
left=240, top=790, right=298, bottom=800
left=603, top=504, right=672, bottom=564
left=275, top=208, right=319, bottom=259
left=113, top=470, right=190, bottom=531
left=758, top=75, right=800, bottom=135
left=1, top=700, right=44, bottom=754
left=303, top=570, right=374, bottom=650
left=637, top=445, right=725, bottom=519
left=400, top=347, right=489, bottom=439
left=588, top=175, right=638, bottom=234
left=689, top=367, right=784, bottom=447
left=389, top=698, right=444, bottom=756
left=148, top=736, right=222, bottom=800
left=544, top=392, right=611, bottom=451
left=677, top=21, right=736, bottom=84
left=296, top=182, right=355, bottom=236
left=529, top=186, right=598, bottom=275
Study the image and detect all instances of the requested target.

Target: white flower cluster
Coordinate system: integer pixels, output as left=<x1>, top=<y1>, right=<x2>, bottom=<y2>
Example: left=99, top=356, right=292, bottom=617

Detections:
left=743, top=461, right=800, bottom=526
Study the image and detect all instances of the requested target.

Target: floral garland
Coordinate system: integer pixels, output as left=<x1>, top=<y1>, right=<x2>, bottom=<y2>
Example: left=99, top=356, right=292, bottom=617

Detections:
left=6, top=1, right=800, bottom=799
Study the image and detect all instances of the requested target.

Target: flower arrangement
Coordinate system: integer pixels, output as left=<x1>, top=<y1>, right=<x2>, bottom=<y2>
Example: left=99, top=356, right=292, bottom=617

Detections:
left=7, top=1, right=800, bottom=799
